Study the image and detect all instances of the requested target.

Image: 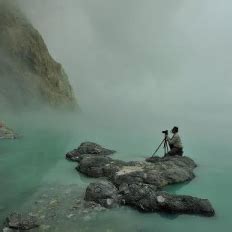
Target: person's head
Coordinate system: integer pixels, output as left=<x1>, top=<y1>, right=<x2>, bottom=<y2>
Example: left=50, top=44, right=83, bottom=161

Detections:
left=171, top=126, right=178, bottom=134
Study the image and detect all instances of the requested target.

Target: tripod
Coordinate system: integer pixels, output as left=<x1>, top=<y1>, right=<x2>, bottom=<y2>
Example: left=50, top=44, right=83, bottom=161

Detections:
left=152, top=136, right=169, bottom=157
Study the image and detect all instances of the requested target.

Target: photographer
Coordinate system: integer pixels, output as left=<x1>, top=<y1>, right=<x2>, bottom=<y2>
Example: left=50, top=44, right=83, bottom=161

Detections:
left=164, top=126, right=183, bottom=156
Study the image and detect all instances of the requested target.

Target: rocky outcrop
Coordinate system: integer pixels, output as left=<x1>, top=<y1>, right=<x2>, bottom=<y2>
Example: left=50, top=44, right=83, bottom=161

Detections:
left=66, top=142, right=116, bottom=162
left=4, top=213, right=39, bottom=230
left=85, top=181, right=215, bottom=217
left=0, top=1, right=77, bottom=109
left=77, top=155, right=196, bottom=188
left=85, top=182, right=119, bottom=208
left=66, top=142, right=215, bottom=217
left=0, top=121, right=18, bottom=139
left=119, top=183, right=214, bottom=216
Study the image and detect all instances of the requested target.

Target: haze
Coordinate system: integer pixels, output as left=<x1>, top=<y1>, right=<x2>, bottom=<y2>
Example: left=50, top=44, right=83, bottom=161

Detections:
left=14, top=0, right=232, bottom=145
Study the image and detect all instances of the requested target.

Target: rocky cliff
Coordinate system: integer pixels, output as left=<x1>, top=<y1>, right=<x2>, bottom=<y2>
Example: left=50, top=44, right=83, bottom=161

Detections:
left=0, top=1, right=77, bottom=110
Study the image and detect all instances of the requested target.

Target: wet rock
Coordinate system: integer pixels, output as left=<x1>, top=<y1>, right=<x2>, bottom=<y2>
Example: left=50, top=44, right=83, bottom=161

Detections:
left=119, top=182, right=214, bottom=216
left=0, top=122, right=18, bottom=139
left=146, top=155, right=197, bottom=169
left=154, top=191, right=215, bottom=216
left=77, top=155, right=196, bottom=188
left=5, top=212, right=39, bottom=230
left=66, top=142, right=215, bottom=217
left=49, top=200, right=58, bottom=206
left=77, top=155, right=126, bottom=178
left=119, top=183, right=158, bottom=210
left=66, top=142, right=116, bottom=161
left=66, top=214, right=75, bottom=219
left=83, top=201, right=106, bottom=212
left=77, top=148, right=215, bottom=217
left=85, top=182, right=215, bottom=217
left=85, top=181, right=119, bottom=208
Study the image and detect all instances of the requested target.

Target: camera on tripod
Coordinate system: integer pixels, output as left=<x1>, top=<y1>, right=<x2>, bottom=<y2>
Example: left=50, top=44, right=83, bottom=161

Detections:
left=151, top=130, right=170, bottom=157
left=162, top=130, right=168, bottom=135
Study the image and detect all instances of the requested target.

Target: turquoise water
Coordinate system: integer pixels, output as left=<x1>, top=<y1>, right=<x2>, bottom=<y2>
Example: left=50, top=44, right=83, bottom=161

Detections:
left=0, top=111, right=231, bottom=231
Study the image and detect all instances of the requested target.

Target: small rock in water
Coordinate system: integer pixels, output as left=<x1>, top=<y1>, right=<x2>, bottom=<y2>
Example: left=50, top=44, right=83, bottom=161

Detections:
left=82, top=209, right=89, bottom=214
left=2, top=228, right=14, bottom=232
left=0, top=122, right=19, bottom=139
left=66, top=142, right=116, bottom=161
left=67, top=214, right=75, bottom=219
left=49, top=200, right=58, bottom=206
left=5, top=212, right=39, bottom=230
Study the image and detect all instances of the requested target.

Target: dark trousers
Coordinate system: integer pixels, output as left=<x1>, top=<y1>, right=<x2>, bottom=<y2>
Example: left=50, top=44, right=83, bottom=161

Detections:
left=165, top=147, right=183, bottom=157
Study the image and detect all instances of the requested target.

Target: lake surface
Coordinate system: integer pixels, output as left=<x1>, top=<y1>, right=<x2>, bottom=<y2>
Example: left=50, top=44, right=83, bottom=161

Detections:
left=0, top=111, right=231, bottom=231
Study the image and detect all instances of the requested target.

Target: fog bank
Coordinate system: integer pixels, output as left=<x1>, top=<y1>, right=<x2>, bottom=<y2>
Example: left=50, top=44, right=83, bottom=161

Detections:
left=14, top=0, right=232, bottom=134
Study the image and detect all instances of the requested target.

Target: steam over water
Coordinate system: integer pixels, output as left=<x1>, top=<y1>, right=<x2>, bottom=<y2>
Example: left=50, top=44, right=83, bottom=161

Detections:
left=1, top=0, right=232, bottom=231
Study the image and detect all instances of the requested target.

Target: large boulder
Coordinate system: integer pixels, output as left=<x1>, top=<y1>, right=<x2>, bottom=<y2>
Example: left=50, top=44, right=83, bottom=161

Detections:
left=76, top=155, right=126, bottom=178
left=85, top=181, right=120, bottom=208
left=66, top=142, right=116, bottom=162
left=154, top=191, right=215, bottom=217
left=119, top=183, right=214, bottom=216
left=4, top=213, right=39, bottom=230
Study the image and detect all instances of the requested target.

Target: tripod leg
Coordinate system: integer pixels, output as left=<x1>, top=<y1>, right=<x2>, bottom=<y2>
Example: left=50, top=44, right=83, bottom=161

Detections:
left=163, top=140, right=167, bottom=156
left=152, top=138, right=165, bottom=157
left=164, top=139, right=169, bottom=155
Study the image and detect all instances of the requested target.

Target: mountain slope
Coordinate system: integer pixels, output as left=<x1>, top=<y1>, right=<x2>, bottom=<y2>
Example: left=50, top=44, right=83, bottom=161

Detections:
left=0, top=1, right=77, bottom=109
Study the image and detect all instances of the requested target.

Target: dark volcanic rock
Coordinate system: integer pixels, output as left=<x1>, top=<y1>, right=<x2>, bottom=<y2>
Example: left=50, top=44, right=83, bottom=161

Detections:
left=67, top=143, right=215, bottom=217
left=76, top=155, right=126, bottom=178
left=66, top=142, right=116, bottom=162
left=85, top=182, right=215, bottom=217
left=77, top=155, right=196, bottom=188
left=85, top=181, right=120, bottom=208
left=5, top=213, right=39, bottom=230
left=119, top=183, right=158, bottom=210
left=154, top=191, right=215, bottom=216
left=146, top=155, right=197, bottom=169
left=76, top=142, right=116, bottom=155
left=119, top=182, right=214, bottom=216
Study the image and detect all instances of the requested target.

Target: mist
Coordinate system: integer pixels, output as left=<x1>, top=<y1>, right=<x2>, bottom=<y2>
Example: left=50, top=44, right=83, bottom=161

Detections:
left=1, top=2, right=232, bottom=229
left=10, top=0, right=231, bottom=147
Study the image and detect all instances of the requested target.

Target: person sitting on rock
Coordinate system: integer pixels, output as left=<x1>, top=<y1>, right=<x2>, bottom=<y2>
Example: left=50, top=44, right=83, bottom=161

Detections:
left=165, top=126, right=183, bottom=156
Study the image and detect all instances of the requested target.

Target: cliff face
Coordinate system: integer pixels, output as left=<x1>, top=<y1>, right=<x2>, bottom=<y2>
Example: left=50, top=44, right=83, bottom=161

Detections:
left=0, top=1, right=77, bottom=109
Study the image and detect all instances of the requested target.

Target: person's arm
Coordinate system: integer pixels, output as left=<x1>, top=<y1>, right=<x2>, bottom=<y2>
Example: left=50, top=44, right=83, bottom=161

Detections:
left=166, top=134, right=177, bottom=145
